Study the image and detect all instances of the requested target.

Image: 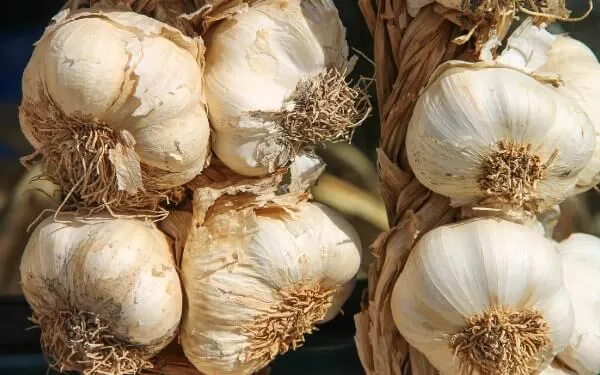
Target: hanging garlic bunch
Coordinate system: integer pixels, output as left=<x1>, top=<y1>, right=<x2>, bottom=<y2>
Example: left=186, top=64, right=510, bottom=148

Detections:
left=20, top=214, right=182, bottom=375
left=20, top=8, right=210, bottom=213
left=178, top=195, right=362, bottom=375
left=535, top=35, right=600, bottom=194
left=405, top=61, right=595, bottom=216
left=203, top=0, right=370, bottom=176
left=391, top=218, right=574, bottom=375
left=555, top=233, right=600, bottom=375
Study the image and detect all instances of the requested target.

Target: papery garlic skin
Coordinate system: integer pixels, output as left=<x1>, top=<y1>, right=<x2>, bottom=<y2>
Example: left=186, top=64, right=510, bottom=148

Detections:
left=319, top=278, right=356, bottom=324
left=537, top=36, right=600, bottom=194
left=391, top=218, right=574, bottom=375
left=406, top=64, right=595, bottom=213
left=556, top=233, right=600, bottom=375
left=539, top=362, right=578, bottom=375
left=20, top=9, right=210, bottom=211
left=20, top=214, right=182, bottom=374
left=204, top=0, right=354, bottom=176
left=180, top=202, right=362, bottom=375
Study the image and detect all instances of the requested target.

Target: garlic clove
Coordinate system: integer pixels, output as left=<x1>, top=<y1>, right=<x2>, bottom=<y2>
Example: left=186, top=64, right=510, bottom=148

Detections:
left=39, top=16, right=133, bottom=118
left=391, top=218, right=574, bottom=375
left=211, top=128, right=288, bottom=177
left=134, top=105, right=210, bottom=175
left=556, top=233, right=600, bottom=375
left=20, top=213, right=182, bottom=374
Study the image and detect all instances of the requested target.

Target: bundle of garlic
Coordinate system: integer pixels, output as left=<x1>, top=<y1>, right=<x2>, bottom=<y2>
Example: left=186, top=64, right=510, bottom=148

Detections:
left=20, top=214, right=182, bottom=375
left=556, top=233, right=600, bottom=375
left=177, top=193, right=362, bottom=375
left=20, top=8, right=210, bottom=214
left=203, top=0, right=371, bottom=176
left=405, top=60, right=595, bottom=217
left=354, top=0, right=592, bottom=374
left=391, top=218, right=574, bottom=375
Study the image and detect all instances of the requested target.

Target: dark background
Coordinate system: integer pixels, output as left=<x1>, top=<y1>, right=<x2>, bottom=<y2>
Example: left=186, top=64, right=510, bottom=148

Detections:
left=0, top=0, right=599, bottom=374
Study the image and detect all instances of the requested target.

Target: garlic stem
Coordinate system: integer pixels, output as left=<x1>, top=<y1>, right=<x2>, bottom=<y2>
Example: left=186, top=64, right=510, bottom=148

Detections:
left=312, top=173, right=388, bottom=230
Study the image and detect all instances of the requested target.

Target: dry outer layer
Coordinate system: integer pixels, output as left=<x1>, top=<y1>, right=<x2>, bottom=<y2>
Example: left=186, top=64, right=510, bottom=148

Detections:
left=478, top=139, right=556, bottom=212
left=33, top=309, right=152, bottom=375
left=449, top=307, right=551, bottom=375
left=20, top=95, right=186, bottom=217
left=241, top=284, right=337, bottom=368
left=251, top=66, right=372, bottom=173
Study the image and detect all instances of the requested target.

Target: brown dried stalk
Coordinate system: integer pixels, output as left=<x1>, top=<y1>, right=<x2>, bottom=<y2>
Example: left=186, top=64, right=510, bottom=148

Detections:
left=354, top=4, right=459, bottom=375
left=62, top=0, right=257, bottom=37
left=354, top=1, right=573, bottom=375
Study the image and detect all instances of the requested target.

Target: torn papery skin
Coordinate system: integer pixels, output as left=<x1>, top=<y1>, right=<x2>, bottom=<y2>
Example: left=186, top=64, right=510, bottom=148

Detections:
left=20, top=8, right=210, bottom=216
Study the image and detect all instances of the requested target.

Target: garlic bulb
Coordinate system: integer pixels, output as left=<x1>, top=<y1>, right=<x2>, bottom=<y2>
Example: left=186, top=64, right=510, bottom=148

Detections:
left=556, top=233, right=600, bottom=375
left=537, top=36, right=600, bottom=194
left=20, top=214, right=182, bottom=374
left=391, top=218, right=574, bottom=375
left=180, top=200, right=362, bottom=375
left=20, top=8, right=210, bottom=213
left=406, top=62, right=595, bottom=214
left=204, top=0, right=369, bottom=176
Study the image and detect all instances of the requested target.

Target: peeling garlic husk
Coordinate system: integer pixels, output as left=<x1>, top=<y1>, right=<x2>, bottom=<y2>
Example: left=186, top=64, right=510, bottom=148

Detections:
left=204, top=0, right=369, bottom=176
left=391, top=218, right=574, bottom=375
left=406, top=0, right=569, bottom=56
left=556, top=233, right=600, bottom=375
left=20, top=8, right=210, bottom=213
left=20, top=214, right=182, bottom=375
left=178, top=197, right=362, bottom=375
left=536, top=35, right=600, bottom=194
left=406, top=61, right=595, bottom=216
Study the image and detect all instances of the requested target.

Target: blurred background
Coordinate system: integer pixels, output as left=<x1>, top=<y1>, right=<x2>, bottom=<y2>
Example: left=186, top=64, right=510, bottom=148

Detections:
left=0, top=0, right=598, bottom=374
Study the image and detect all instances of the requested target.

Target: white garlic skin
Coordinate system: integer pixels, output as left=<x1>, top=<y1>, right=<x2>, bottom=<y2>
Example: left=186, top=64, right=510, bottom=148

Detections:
left=539, top=362, right=577, bottom=375
left=318, top=278, right=356, bottom=324
left=204, top=0, right=348, bottom=176
left=391, top=218, right=574, bottom=375
left=556, top=233, right=600, bottom=375
left=180, top=202, right=362, bottom=375
left=406, top=64, right=595, bottom=211
left=20, top=214, right=182, bottom=351
left=20, top=9, right=210, bottom=188
left=538, top=36, right=600, bottom=194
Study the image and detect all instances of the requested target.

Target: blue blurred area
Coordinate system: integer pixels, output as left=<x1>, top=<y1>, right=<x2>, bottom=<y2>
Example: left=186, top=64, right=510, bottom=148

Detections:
left=0, top=26, right=44, bottom=103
